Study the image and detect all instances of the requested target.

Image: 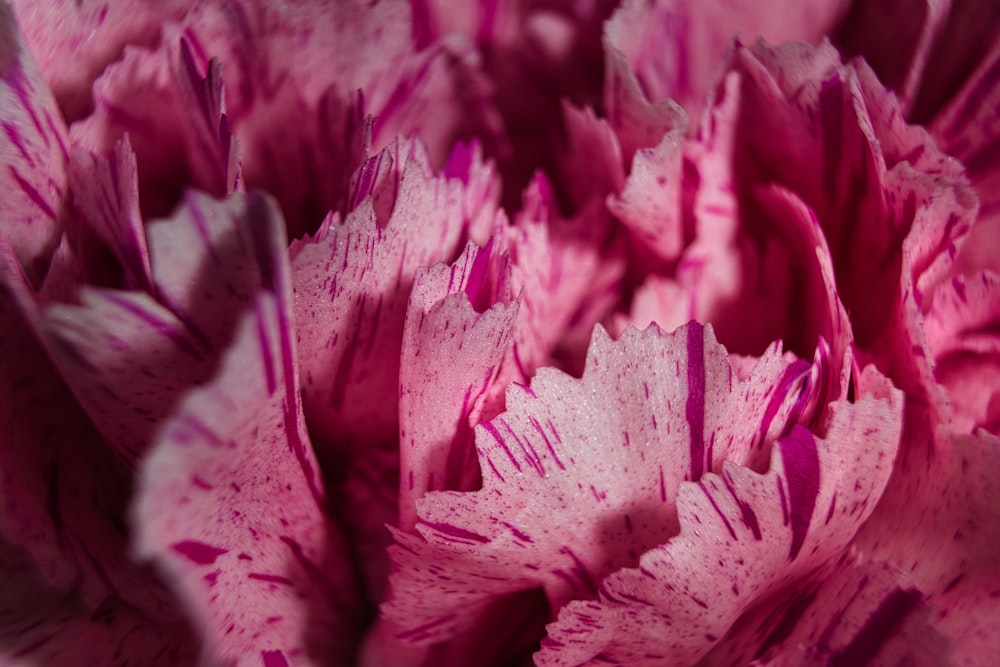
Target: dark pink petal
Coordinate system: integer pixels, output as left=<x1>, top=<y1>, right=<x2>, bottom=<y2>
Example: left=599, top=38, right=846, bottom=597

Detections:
left=559, top=102, right=625, bottom=209
left=539, top=372, right=901, bottom=666
left=931, top=39, right=1000, bottom=276
left=134, top=294, right=362, bottom=664
left=7, top=0, right=189, bottom=120
left=0, top=540, right=196, bottom=665
left=0, top=250, right=178, bottom=619
left=291, top=138, right=490, bottom=454
left=834, top=0, right=951, bottom=112
left=0, top=3, right=69, bottom=284
left=40, top=191, right=292, bottom=466
left=384, top=322, right=826, bottom=644
left=399, top=240, right=519, bottom=529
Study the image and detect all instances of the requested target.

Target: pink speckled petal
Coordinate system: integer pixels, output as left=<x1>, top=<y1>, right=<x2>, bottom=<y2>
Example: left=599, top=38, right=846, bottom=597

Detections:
left=932, top=39, right=1000, bottom=276
left=291, top=138, right=491, bottom=454
left=134, top=280, right=361, bottom=664
left=539, top=373, right=901, bottom=666
left=851, top=422, right=1000, bottom=666
left=0, top=4, right=69, bottom=285
left=399, top=239, right=518, bottom=529
left=384, top=322, right=831, bottom=644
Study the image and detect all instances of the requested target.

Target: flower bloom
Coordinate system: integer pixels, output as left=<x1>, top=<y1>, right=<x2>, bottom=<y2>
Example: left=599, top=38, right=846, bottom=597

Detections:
left=0, top=1, right=997, bottom=666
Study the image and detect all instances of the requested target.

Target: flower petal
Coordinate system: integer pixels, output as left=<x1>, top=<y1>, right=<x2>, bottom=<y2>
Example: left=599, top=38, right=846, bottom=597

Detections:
left=699, top=556, right=949, bottom=666
left=0, top=249, right=178, bottom=618
left=66, top=137, right=153, bottom=292
left=41, top=191, right=293, bottom=466
left=539, top=372, right=901, bottom=666
left=134, top=276, right=362, bottom=665
left=7, top=0, right=189, bottom=120
left=604, top=0, right=851, bottom=119
left=0, top=540, right=196, bottom=665
left=384, top=322, right=827, bottom=644
left=399, top=239, right=519, bottom=529
left=0, top=3, right=69, bottom=284
left=291, top=138, right=489, bottom=454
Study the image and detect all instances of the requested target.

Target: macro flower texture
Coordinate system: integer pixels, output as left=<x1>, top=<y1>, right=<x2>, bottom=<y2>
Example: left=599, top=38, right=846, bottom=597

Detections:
left=0, top=0, right=998, bottom=665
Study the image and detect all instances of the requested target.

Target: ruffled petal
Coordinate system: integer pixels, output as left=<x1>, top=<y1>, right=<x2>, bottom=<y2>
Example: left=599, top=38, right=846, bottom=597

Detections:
left=384, top=322, right=830, bottom=644
left=134, top=250, right=362, bottom=665
left=539, top=371, right=901, bottom=666
left=0, top=4, right=69, bottom=284
left=923, top=271, right=1000, bottom=433
left=291, top=138, right=492, bottom=454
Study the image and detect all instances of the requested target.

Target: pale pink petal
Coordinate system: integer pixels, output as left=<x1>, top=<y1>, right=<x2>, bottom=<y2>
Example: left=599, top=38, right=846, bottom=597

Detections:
left=399, top=239, right=519, bottom=529
left=369, top=39, right=504, bottom=171
left=607, top=131, right=686, bottom=263
left=384, top=322, right=827, bottom=644
left=505, top=174, right=627, bottom=380
left=135, top=293, right=362, bottom=664
left=539, top=374, right=902, bottom=666
left=602, top=44, right=688, bottom=167
left=0, top=4, right=69, bottom=285
left=7, top=0, right=189, bottom=120
left=70, top=36, right=239, bottom=220
left=291, top=138, right=490, bottom=454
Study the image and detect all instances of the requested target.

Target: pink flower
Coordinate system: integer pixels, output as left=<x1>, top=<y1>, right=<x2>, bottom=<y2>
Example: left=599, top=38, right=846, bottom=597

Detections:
left=0, top=1, right=997, bottom=666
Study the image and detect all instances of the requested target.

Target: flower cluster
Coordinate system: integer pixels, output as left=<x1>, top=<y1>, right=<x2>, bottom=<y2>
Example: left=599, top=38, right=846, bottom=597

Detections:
left=0, top=1, right=997, bottom=666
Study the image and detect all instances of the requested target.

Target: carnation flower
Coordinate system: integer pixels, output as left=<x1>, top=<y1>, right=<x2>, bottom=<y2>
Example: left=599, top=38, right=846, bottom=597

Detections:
left=0, top=1, right=997, bottom=666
